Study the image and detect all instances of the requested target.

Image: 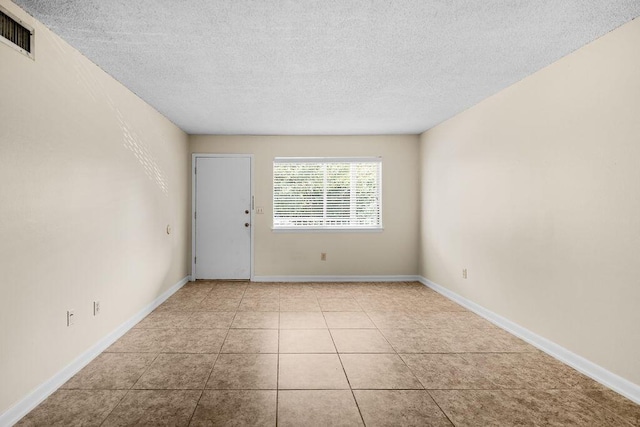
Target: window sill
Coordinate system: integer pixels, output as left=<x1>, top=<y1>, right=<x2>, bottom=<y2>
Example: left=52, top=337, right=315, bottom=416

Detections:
left=272, top=227, right=384, bottom=233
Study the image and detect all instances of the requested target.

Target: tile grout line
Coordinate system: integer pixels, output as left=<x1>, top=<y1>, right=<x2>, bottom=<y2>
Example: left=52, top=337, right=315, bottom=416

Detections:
left=373, top=307, right=428, bottom=393
left=323, top=309, right=368, bottom=426
left=359, top=297, right=456, bottom=425
left=98, top=283, right=219, bottom=426
left=275, top=287, right=281, bottom=427
left=22, top=281, right=632, bottom=426
left=96, top=351, right=163, bottom=426
left=186, top=281, right=248, bottom=426
left=424, top=389, right=457, bottom=427
left=182, top=282, right=218, bottom=426
left=551, top=391, right=636, bottom=427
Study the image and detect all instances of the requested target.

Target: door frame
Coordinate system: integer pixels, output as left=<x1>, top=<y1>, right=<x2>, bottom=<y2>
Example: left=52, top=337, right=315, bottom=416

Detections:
left=192, top=153, right=255, bottom=281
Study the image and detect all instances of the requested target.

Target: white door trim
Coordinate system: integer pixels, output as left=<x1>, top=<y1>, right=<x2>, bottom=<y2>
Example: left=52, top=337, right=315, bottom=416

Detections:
left=192, top=153, right=254, bottom=280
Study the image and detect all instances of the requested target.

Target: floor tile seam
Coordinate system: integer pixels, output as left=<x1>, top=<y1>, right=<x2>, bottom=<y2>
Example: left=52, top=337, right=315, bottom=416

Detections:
left=279, top=387, right=407, bottom=391
left=96, top=388, right=131, bottom=427
left=578, top=392, right=637, bottom=427
left=276, top=317, right=280, bottom=427
left=220, top=351, right=278, bottom=356
left=427, top=387, right=637, bottom=425
left=60, top=386, right=133, bottom=391
left=128, top=350, right=162, bottom=390
left=204, top=387, right=281, bottom=391
left=134, top=326, right=231, bottom=330
left=124, top=387, right=226, bottom=391
left=152, top=351, right=223, bottom=354
left=454, top=352, right=550, bottom=380
left=423, top=389, right=456, bottom=427
left=133, top=353, right=219, bottom=390
left=386, top=346, right=426, bottom=392
left=395, top=353, right=435, bottom=391
left=326, top=326, right=377, bottom=330
left=326, top=323, right=367, bottom=426
left=109, top=288, right=620, bottom=424
left=96, top=351, right=163, bottom=426
left=71, top=385, right=600, bottom=392
left=219, top=352, right=279, bottom=354
left=230, top=326, right=280, bottom=329
left=279, top=293, right=319, bottom=298
left=375, top=330, right=533, bottom=354
left=398, top=351, right=494, bottom=355
left=371, top=324, right=399, bottom=356
left=422, top=386, right=513, bottom=391
left=201, top=305, right=243, bottom=396
left=109, top=386, right=440, bottom=391
left=376, top=327, right=405, bottom=354
left=341, top=387, right=434, bottom=391
left=320, top=312, right=339, bottom=353
left=338, top=350, right=401, bottom=355
left=360, top=310, right=378, bottom=334
left=278, top=309, right=322, bottom=313
left=186, top=381, right=210, bottom=424
left=342, top=388, right=451, bottom=391
left=424, top=387, right=612, bottom=392
left=278, top=351, right=338, bottom=354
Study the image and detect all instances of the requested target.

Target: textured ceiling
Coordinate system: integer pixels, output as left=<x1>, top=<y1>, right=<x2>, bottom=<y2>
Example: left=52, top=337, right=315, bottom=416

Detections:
left=12, top=1, right=640, bottom=135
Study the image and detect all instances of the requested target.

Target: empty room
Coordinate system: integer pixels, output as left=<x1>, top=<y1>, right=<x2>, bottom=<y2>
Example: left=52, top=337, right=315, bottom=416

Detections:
left=1, top=0, right=639, bottom=425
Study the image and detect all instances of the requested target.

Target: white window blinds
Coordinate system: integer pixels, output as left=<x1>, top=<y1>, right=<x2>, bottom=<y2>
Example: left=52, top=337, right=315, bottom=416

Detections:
left=273, top=157, right=382, bottom=230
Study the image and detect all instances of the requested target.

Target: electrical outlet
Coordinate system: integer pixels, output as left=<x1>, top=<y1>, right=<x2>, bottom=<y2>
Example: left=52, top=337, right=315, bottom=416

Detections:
left=462, top=268, right=468, bottom=279
left=67, top=310, right=75, bottom=326
left=256, top=207, right=264, bottom=214
left=321, top=252, right=327, bottom=261
left=93, top=301, right=101, bottom=316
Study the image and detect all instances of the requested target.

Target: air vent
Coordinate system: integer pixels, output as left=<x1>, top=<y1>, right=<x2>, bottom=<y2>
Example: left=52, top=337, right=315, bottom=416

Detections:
left=0, top=6, right=34, bottom=58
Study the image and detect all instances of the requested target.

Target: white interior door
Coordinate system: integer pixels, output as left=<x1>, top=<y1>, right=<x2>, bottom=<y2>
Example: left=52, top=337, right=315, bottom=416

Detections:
left=194, top=156, right=252, bottom=279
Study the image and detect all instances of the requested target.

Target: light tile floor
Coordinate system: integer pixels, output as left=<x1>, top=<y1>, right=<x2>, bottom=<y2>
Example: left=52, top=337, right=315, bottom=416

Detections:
left=18, top=281, right=640, bottom=426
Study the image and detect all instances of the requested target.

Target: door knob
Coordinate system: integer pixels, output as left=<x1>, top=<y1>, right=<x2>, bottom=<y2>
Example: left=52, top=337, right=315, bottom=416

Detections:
left=245, top=210, right=249, bottom=214
left=245, top=223, right=250, bottom=227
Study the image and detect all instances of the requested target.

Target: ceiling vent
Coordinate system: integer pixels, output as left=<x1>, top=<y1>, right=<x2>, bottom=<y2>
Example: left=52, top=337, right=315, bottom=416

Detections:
left=0, top=6, right=34, bottom=59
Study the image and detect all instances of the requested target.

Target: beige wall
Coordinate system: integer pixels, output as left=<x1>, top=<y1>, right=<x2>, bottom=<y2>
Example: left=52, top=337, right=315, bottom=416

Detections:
left=3, top=0, right=637, bottom=414
left=190, top=135, right=420, bottom=277
left=0, top=0, right=190, bottom=415
left=419, top=19, right=640, bottom=385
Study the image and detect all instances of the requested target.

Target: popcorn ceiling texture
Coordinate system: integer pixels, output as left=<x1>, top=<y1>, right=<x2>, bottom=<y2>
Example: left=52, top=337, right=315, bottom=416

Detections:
left=13, top=0, right=640, bottom=135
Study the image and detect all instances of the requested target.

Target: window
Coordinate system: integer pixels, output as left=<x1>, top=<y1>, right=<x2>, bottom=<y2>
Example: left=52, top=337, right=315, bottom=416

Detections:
left=273, top=157, right=382, bottom=231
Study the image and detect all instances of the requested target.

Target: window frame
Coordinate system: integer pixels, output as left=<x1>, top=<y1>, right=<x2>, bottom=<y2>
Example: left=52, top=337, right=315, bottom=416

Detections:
left=272, top=157, right=383, bottom=233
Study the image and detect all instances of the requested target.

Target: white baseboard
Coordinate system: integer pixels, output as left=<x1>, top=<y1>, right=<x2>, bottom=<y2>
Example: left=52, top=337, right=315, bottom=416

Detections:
left=418, top=276, right=640, bottom=405
left=252, top=275, right=421, bottom=283
left=0, top=275, right=190, bottom=427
